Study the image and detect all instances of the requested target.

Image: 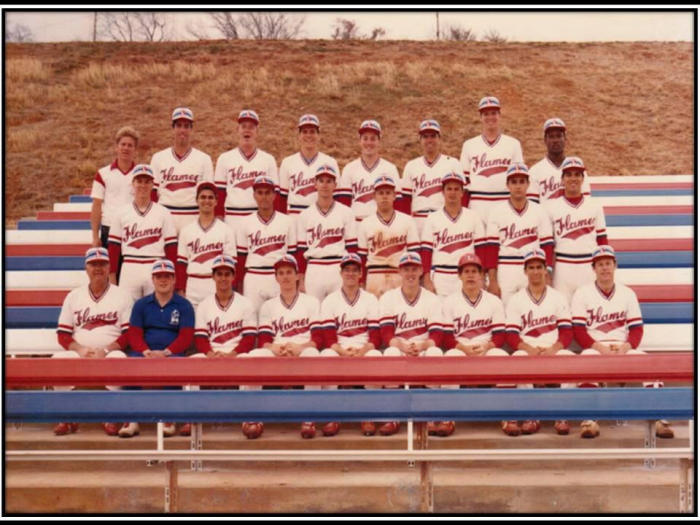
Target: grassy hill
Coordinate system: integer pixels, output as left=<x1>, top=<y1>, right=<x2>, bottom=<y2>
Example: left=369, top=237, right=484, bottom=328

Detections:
left=4, top=39, right=694, bottom=227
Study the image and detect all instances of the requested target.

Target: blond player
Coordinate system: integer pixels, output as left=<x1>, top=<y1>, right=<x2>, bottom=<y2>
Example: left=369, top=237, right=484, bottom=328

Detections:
left=357, top=175, right=420, bottom=298
left=459, top=96, right=524, bottom=224
left=336, top=120, right=400, bottom=221
left=150, top=107, right=215, bottom=234
left=278, top=114, right=340, bottom=217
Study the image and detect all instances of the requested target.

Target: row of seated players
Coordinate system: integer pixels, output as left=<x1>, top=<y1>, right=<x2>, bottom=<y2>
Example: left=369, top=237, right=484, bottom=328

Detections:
left=106, top=155, right=601, bottom=320
left=52, top=245, right=674, bottom=441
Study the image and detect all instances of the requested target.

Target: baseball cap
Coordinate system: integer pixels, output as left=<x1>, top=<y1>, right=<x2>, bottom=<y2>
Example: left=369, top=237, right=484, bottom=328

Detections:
left=441, top=171, right=465, bottom=186
left=298, top=114, right=320, bottom=129
left=132, top=164, right=155, bottom=179
left=398, top=252, right=422, bottom=268
left=212, top=254, right=237, bottom=272
left=592, top=245, right=616, bottom=263
left=373, top=175, right=396, bottom=191
left=523, top=249, right=547, bottom=266
left=561, top=156, right=586, bottom=174
left=85, top=247, right=109, bottom=264
left=315, top=164, right=338, bottom=179
left=274, top=254, right=298, bottom=272
left=238, top=109, right=259, bottom=125
left=419, top=119, right=441, bottom=135
left=152, top=259, right=176, bottom=275
left=196, top=180, right=217, bottom=197
left=358, top=119, right=382, bottom=136
left=252, top=175, right=276, bottom=190
left=478, top=96, right=501, bottom=112
left=340, top=253, right=363, bottom=269
left=457, top=253, right=483, bottom=271
left=543, top=117, right=566, bottom=134
left=506, top=162, right=530, bottom=180
left=171, top=107, right=194, bottom=122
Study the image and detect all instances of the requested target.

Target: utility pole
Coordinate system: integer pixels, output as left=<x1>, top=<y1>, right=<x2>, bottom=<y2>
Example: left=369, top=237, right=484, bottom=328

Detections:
left=436, top=12, right=440, bottom=40
left=93, top=12, right=97, bottom=41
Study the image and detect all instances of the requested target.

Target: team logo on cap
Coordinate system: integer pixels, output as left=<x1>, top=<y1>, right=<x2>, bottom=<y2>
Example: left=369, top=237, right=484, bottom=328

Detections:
left=171, top=107, right=194, bottom=122
left=152, top=259, right=175, bottom=275
left=132, top=164, right=155, bottom=179
left=543, top=117, right=566, bottom=133
left=253, top=175, right=276, bottom=189
left=561, top=157, right=586, bottom=173
left=315, top=164, right=338, bottom=179
left=340, top=253, right=363, bottom=268
left=523, top=249, right=547, bottom=266
left=398, top=251, right=422, bottom=268
left=373, top=175, right=396, bottom=190
left=592, top=245, right=616, bottom=262
left=274, top=254, right=298, bottom=271
left=506, top=162, right=530, bottom=179
left=419, top=119, right=441, bottom=134
left=212, top=254, right=237, bottom=272
left=478, top=96, right=501, bottom=111
left=85, top=247, right=110, bottom=264
left=238, top=109, right=260, bottom=124
left=441, top=171, right=465, bottom=186
left=359, top=119, right=382, bottom=136
left=457, top=253, right=483, bottom=270
left=298, top=114, right=320, bottom=128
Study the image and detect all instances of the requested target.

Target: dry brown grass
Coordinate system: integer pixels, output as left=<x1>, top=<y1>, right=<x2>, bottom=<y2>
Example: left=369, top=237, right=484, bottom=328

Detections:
left=4, top=39, right=694, bottom=227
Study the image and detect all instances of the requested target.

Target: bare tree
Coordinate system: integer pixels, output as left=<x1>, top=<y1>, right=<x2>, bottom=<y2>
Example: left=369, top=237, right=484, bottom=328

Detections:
left=482, top=29, right=507, bottom=43
left=238, top=12, right=305, bottom=40
left=443, top=24, right=477, bottom=42
left=331, top=18, right=386, bottom=40
left=185, top=20, right=213, bottom=40
left=6, top=22, right=34, bottom=43
left=98, top=12, right=172, bottom=42
left=135, top=12, right=171, bottom=42
left=210, top=12, right=241, bottom=39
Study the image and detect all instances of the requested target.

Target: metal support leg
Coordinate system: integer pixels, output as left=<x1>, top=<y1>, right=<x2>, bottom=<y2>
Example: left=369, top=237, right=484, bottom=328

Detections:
left=416, top=421, right=433, bottom=513
left=191, top=423, right=203, bottom=472
left=165, top=461, right=178, bottom=513
left=679, top=458, right=694, bottom=513
left=405, top=383, right=415, bottom=468
left=644, top=420, right=656, bottom=469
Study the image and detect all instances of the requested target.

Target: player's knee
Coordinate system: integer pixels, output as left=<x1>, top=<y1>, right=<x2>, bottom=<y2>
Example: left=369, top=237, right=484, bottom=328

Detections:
left=422, top=346, right=444, bottom=357
left=485, top=348, right=509, bottom=357
left=299, top=347, right=320, bottom=357
left=53, top=350, right=80, bottom=359
left=383, top=347, right=402, bottom=357
left=320, top=348, right=339, bottom=357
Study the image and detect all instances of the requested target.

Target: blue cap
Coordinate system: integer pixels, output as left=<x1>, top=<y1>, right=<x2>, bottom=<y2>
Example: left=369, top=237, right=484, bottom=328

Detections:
left=340, top=253, right=363, bottom=268
left=152, top=259, right=176, bottom=275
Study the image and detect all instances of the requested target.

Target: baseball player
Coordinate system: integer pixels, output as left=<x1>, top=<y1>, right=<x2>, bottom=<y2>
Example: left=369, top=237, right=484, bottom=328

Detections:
left=569, top=245, right=674, bottom=439
left=125, top=259, right=196, bottom=438
left=376, top=252, right=446, bottom=437
left=503, top=248, right=573, bottom=437
left=214, top=109, right=280, bottom=223
left=336, top=120, right=400, bottom=221
left=459, top=96, right=525, bottom=224
left=547, top=157, right=608, bottom=303
left=421, top=172, right=487, bottom=297
left=90, top=126, right=139, bottom=248
left=236, top=175, right=297, bottom=311
left=108, top=164, right=178, bottom=301
left=484, top=163, right=554, bottom=304
left=53, top=247, right=133, bottom=436
left=396, top=119, right=464, bottom=234
left=176, top=181, right=237, bottom=308
left=357, top=175, right=421, bottom=298
left=150, top=107, right=215, bottom=234
left=528, top=118, right=591, bottom=206
left=296, top=164, right=358, bottom=302
left=240, top=255, right=337, bottom=440
left=278, top=114, right=340, bottom=217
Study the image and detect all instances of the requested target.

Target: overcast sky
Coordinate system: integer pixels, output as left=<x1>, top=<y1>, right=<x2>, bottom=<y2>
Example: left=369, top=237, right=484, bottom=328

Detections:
left=4, top=8, right=694, bottom=42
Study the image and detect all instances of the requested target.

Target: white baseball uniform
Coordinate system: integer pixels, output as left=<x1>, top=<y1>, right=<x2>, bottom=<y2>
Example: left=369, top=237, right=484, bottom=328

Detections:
left=459, top=134, right=524, bottom=223
left=337, top=158, right=400, bottom=221
left=194, top=292, right=257, bottom=355
left=278, top=151, right=340, bottom=216
left=547, top=196, right=608, bottom=302
left=420, top=207, right=487, bottom=297
left=236, top=211, right=297, bottom=311
left=214, top=147, right=278, bottom=220
left=257, top=292, right=322, bottom=346
left=177, top=218, right=237, bottom=307
left=150, top=147, right=214, bottom=233
left=505, top=286, right=572, bottom=349
left=442, top=289, right=506, bottom=349
left=357, top=210, right=421, bottom=298
left=318, top=288, right=381, bottom=349
left=529, top=157, right=592, bottom=206
left=378, top=287, right=445, bottom=350
left=90, top=160, right=136, bottom=230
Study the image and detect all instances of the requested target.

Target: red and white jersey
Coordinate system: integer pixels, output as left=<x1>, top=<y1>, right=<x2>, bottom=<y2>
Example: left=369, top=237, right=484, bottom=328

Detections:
left=400, top=154, right=462, bottom=218
left=571, top=281, right=643, bottom=343
left=379, top=287, right=444, bottom=342
left=529, top=156, right=591, bottom=205
left=214, top=147, right=278, bottom=216
left=258, top=292, right=321, bottom=345
left=485, top=200, right=554, bottom=263
left=178, top=218, right=237, bottom=276
left=338, top=157, right=400, bottom=221
left=151, top=147, right=214, bottom=210
left=90, top=160, right=136, bottom=228
left=459, top=134, right=524, bottom=204
left=195, top=293, right=257, bottom=354
left=357, top=211, right=420, bottom=269
left=420, top=207, right=487, bottom=272
left=109, top=202, right=177, bottom=263
left=278, top=151, right=339, bottom=215
left=443, top=290, right=505, bottom=345
left=57, top=283, right=132, bottom=348
left=548, top=196, right=607, bottom=262
left=319, top=288, right=380, bottom=347
left=506, top=286, right=572, bottom=347
left=236, top=211, right=297, bottom=270
left=297, top=201, right=358, bottom=261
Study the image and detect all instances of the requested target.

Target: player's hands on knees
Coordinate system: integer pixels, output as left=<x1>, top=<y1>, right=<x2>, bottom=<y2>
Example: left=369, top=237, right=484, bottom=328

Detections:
left=592, top=342, right=613, bottom=354
left=403, top=342, right=421, bottom=357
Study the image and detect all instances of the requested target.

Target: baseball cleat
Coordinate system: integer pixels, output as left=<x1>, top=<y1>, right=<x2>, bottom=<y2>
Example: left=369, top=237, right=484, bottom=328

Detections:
left=300, top=421, right=316, bottom=439
left=580, top=420, right=600, bottom=439
left=322, top=422, right=340, bottom=437
left=360, top=421, right=376, bottom=436
left=378, top=421, right=400, bottom=436
left=554, top=420, right=570, bottom=435
left=501, top=420, right=521, bottom=436
left=179, top=423, right=192, bottom=437
left=163, top=423, right=176, bottom=437
left=241, top=422, right=264, bottom=439
left=53, top=422, right=78, bottom=436
left=655, top=420, right=674, bottom=439
left=118, top=422, right=140, bottom=438
left=103, top=423, right=120, bottom=436
left=435, top=421, right=456, bottom=437
left=520, top=420, right=541, bottom=435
